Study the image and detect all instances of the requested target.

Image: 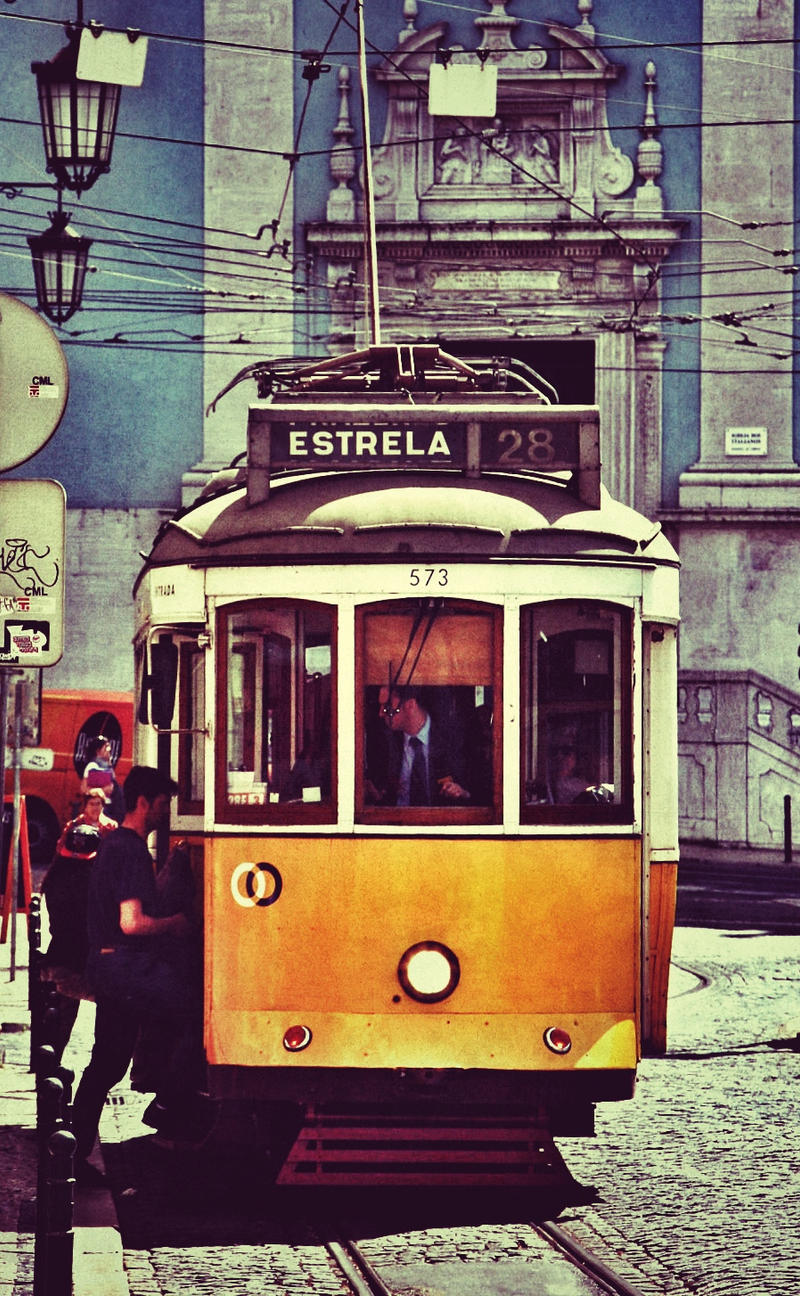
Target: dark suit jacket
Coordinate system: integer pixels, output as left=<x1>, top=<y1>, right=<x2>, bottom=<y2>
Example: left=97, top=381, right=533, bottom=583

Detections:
left=383, top=724, right=471, bottom=806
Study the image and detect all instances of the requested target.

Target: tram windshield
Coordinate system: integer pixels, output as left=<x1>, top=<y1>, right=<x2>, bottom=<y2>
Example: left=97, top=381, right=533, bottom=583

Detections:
left=218, top=600, right=334, bottom=820
left=358, top=599, right=499, bottom=823
left=521, top=600, right=632, bottom=823
left=200, top=595, right=631, bottom=827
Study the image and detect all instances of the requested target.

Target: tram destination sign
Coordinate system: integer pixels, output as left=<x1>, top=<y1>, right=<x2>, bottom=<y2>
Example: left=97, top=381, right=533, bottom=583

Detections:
left=247, top=402, right=600, bottom=506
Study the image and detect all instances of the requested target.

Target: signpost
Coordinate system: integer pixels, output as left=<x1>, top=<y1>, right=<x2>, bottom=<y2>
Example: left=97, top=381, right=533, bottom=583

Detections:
left=0, top=295, right=68, bottom=973
left=0, top=479, right=66, bottom=668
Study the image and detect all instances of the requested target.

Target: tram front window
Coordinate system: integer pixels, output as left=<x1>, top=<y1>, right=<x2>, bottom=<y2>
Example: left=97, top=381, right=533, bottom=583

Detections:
left=219, top=600, right=334, bottom=820
left=358, top=600, right=499, bottom=822
left=521, top=601, right=632, bottom=823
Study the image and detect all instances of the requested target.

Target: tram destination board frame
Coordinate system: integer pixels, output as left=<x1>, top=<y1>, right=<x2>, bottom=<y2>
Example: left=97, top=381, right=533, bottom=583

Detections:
left=247, top=402, right=601, bottom=507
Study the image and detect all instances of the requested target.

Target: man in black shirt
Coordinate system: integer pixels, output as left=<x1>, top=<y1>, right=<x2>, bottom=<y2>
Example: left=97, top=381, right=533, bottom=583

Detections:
left=71, top=766, right=209, bottom=1184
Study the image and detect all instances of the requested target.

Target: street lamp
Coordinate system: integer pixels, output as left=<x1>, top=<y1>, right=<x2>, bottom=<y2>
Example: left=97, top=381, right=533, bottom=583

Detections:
left=27, top=208, right=92, bottom=325
left=31, top=33, right=122, bottom=197
left=4, top=16, right=143, bottom=322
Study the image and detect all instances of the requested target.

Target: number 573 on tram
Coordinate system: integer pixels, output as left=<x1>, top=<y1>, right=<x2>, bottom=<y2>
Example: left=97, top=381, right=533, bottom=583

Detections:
left=132, top=347, right=679, bottom=1185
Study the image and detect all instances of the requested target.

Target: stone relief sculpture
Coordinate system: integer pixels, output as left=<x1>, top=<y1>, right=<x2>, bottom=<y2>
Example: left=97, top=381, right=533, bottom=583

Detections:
left=434, top=118, right=559, bottom=187
left=345, top=0, right=652, bottom=220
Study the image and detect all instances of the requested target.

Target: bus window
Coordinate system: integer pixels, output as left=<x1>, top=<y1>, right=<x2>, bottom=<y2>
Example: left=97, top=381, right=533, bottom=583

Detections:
left=357, top=599, right=499, bottom=822
left=521, top=601, right=632, bottom=823
left=217, top=601, right=334, bottom=821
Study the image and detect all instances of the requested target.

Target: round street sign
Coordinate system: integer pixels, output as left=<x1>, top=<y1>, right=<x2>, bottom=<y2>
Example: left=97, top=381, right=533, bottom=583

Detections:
left=0, top=292, right=69, bottom=471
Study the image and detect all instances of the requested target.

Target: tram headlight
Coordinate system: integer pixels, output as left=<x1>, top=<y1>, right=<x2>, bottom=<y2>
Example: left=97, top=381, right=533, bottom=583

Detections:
left=397, top=941, right=460, bottom=1004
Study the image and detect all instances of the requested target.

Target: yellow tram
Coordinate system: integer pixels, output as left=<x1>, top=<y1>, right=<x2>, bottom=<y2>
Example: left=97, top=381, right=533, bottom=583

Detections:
left=133, top=346, right=679, bottom=1183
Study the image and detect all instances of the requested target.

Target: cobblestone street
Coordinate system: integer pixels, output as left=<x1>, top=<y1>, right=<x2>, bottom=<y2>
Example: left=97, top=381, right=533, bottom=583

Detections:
left=6, top=899, right=799, bottom=1295
left=561, top=927, right=800, bottom=1295
left=85, top=924, right=800, bottom=1296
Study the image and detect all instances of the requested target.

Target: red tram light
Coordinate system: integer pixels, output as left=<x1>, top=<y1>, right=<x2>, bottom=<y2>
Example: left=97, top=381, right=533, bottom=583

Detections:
left=543, top=1026, right=573, bottom=1055
left=283, top=1024, right=312, bottom=1052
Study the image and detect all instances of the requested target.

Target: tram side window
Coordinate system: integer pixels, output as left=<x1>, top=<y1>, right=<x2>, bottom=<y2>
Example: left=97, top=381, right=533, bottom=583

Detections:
left=358, top=600, right=499, bottom=821
left=178, top=641, right=205, bottom=815
left=521, top=601, right=632, bottom=822
left=219, top=601, right=334, bottom=820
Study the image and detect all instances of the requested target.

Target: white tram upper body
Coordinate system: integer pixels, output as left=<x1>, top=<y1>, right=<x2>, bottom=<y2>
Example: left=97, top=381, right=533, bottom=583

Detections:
left=132, top=348, right=679, bottom=1162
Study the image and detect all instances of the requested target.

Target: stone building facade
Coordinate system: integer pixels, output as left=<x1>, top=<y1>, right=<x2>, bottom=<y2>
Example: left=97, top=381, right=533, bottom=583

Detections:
left=670, top=0, right=800, bottom=847
left=4, top=0, right=798, bottom=850
left=187, top=0, right=800, bottom=849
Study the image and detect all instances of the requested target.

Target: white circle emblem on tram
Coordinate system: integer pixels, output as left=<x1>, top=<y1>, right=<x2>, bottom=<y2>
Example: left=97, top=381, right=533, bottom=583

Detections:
left=230, top=861, right=283, bottom=908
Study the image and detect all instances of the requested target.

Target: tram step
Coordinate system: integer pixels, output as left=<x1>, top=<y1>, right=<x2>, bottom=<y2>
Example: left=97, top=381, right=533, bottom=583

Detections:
left=276, top=1105, right=572, bottom=1186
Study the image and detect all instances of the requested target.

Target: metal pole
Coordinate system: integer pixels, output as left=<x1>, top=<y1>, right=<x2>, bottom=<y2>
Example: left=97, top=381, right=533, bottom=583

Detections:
left=9, top=681, right=23, bottom=979
left=0, top=670, right=9, bottom=961
left=355, top=0, right=381, bottom=346
left=784, top=794, right=792, bottom=864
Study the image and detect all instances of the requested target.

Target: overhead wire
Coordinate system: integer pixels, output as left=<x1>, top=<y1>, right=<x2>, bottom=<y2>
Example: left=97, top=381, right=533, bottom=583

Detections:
left=1, top=5, right=795, bottom=359
left=5, top=2, right=800, bottom=68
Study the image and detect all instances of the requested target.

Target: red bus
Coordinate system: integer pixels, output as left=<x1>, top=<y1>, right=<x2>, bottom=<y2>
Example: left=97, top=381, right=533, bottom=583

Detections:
left=4, top=689, right=133, bottom=868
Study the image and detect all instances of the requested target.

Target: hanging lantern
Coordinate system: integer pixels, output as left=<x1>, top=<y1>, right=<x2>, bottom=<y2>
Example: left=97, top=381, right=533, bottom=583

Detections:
left=32, top=36, right=122, bottom=196
left=27, top=210, right=92, bottom=325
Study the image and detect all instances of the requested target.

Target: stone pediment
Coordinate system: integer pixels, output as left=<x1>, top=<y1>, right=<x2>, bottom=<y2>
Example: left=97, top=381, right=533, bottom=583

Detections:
left=352, top=0, right=641, bottom=224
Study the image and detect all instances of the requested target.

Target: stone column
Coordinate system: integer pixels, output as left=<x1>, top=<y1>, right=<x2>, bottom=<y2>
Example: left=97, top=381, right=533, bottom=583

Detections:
left=634, top=335, right=666, bottom=518
left=183, top=0, right=296, bottom=504
left=679, top=0, right=798, bottom=509
left=596, top=329, right=635, bottom=508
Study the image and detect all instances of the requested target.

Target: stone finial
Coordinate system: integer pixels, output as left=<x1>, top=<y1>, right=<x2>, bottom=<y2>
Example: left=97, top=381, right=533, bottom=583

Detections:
left=642, top=59, right=658, bottom=133
left=576, top=0, right=594, bottom=38
left=327, top=65, right=356, bottom=222
left=635, top=60, right=663, bottom=214
left=399, top=0, right=418, bottom=43
left=475, top=0, right=520, bottom=53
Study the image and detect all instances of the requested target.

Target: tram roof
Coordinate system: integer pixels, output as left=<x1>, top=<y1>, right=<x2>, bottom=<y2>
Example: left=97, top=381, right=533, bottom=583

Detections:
left=139, top=468, right=679, bottom=577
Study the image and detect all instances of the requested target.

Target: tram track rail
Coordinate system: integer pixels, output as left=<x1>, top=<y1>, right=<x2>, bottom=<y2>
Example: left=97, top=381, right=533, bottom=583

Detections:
left=324, top=1234, right=390, bottom=1296
left=322, top=1219, right=655, bottom=1296
left=670, top=958, right=714, bottom=996
left=536, top=1219, right=652, bottom=1296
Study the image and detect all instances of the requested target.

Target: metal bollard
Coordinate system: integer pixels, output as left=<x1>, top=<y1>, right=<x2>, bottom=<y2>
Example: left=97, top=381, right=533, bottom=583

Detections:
left=34, top=1128, right=76, bottom=1296
left=37, top=1075, right=64, bottom=1173
left=35, top=1042, right=57, bottom=1082
left=42, top=990, right=62, bottom=1052
left=34, top=1074, right=65, bottom=1296
left=28, top=897, right=44, bottom=1070
left=55, top=1064, right=75, bottom=1108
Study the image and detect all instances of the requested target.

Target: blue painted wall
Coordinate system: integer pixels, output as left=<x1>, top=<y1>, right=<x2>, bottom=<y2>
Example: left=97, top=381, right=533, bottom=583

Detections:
left=0, top=0, right=204, bottom=507
left=293, top=0, right=702, bottom=506
left=0, top=3, right=704, bottom=509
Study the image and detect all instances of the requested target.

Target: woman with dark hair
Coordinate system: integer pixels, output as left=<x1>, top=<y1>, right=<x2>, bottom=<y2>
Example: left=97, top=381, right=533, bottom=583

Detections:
left=80, top=734, right=124, bottom=823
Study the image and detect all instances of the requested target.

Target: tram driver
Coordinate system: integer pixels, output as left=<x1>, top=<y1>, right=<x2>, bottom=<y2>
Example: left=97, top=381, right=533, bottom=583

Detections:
left=367, top=684, right=477, bottom=806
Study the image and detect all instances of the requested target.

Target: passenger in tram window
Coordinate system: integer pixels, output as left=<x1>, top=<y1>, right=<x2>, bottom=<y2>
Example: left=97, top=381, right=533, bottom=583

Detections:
left=549, top=740, right=591, bottom=804
left=373, top=684, right=475, bottom=806
left=282, top=729, right=331, bottom=802
left=545, top=727, right=613, bottom=805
